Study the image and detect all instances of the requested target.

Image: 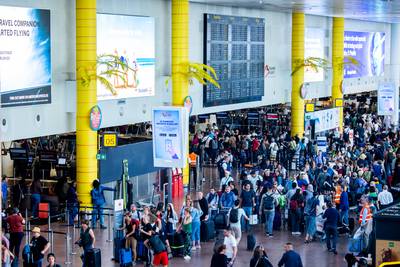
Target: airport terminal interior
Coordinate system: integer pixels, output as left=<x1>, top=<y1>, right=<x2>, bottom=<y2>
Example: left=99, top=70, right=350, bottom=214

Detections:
left=1, top=0, right=400, bottom=266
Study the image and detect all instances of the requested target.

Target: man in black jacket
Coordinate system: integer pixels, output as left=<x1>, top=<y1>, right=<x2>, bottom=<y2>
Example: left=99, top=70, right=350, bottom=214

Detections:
left=197, top=192, right=209, bottom=221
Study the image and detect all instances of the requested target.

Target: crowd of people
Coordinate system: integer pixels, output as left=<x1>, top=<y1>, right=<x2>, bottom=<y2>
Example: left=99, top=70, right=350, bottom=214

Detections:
left=1, top=101, right=399, bottom=267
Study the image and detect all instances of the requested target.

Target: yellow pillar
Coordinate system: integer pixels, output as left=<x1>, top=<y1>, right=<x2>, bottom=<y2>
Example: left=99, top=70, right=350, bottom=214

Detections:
left=172, top=0, right=189, bottom=185
left=76, top=0, right=98, bottom=205
left=291, top=13, right=305, bottom=137
left=332, top=17, right=344, bottom=133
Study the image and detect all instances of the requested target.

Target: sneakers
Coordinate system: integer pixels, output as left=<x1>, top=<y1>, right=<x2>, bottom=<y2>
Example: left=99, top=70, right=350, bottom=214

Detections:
left=196, top=245, right=201, bottom=249
left=191, top=247, right=196, bottom=251
left=100, top=225, right=107, bottom=229
left=183, top=255, right=191, bottom=261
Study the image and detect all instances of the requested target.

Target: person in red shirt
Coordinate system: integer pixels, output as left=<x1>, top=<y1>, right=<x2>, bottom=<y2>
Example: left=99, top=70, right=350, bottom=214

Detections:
left=6, top=207, right=25, bottom=260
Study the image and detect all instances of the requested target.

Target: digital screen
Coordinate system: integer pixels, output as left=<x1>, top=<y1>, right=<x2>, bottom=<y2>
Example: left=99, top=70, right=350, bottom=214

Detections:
left=9, top=148, right=28, bottom=160
left=0, top=6, right=51, bottom=107
left=378, top=83, right=395, bottom=116
left=58, top=158, right=66, bottom=165
left=152, top=107, right=188, bottom=168
left=344, top=31, right=385, bottom=78
left=204, top=14, right=265, bottom=107
left=304, top=28, right=325, bottom=82
left=97, top=14, right=155, bottom=100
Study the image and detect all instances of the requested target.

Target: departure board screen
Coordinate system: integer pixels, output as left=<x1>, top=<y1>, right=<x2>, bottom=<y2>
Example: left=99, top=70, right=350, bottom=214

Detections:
left=204, top=14, right=265, bottom=107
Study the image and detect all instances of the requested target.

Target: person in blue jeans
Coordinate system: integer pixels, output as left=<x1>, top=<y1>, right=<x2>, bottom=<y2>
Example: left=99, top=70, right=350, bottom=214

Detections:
left=240, top=183, right=256, bottom=232
left=323, top=201, right=339, bottom=255
left=260, top=186, right=278, bottom=237
left=30, top=177, right=42, bottom=218
left=67, top=181, right=79, bottom=226
left=90, top=180, right=115, bottom=229
left=189, top=200, right=203, bottom=250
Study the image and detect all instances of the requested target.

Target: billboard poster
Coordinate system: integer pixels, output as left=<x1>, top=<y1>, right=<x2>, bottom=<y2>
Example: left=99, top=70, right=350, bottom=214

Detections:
left=305, top=108, right=340, bottom=133
left=97, top=14, right=155, bottom=100
left=344, top=31, right=385, bottom=79
left=304, top=28, right=325, bottom=82
left=0, top=6, right=51, bottom=107
left=152, top=107, right=188, bottom=168
left=378, top=82, right=396, bottom=116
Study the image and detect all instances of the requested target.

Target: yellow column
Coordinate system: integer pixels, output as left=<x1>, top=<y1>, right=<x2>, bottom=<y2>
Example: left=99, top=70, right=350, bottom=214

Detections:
left=172, top=0, right=190, bottom=185
left=76, top=0, right=98, bottom=205
left=332, top=17, right=344, bottom=132
left=291, top=13, right=305, bottom=137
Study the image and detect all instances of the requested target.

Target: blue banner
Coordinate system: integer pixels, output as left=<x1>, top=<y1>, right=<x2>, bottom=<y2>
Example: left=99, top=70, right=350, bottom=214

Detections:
left=344, top=31, right=385, bottom=79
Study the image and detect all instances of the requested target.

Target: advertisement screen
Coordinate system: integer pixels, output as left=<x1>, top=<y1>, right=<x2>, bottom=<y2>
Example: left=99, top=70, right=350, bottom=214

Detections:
left=0, top=6, right=51, bottom=107
left=378, top=82, right=396, bottom=116
left=97, top=14, right=155, bottom=100
left=152, top=107, right=188, bottom=168
left=304, top=28, right=325, bottom=82
left=344, top=31, right=385, bottom=79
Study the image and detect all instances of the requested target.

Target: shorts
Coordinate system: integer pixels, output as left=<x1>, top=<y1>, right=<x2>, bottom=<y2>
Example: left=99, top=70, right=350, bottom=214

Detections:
left=153, top=251, right=168, bottom=266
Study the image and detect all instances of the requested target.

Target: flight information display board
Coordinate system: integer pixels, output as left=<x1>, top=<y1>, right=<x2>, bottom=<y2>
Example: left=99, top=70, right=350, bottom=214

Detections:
left=203, top=14, right=265, bottom=107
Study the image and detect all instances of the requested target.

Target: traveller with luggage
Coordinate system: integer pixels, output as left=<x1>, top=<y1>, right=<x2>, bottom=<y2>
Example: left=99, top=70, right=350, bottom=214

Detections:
left=75, top=220, right=96, bottom=267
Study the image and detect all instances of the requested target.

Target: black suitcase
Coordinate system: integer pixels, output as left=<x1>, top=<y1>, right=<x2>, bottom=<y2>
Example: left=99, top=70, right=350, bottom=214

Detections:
left=213, top=230, right=225, bottom=253
left=85, top=248, right=101, bottom=266
left=214, top=212, right=228, bottom=230
left=349, top=218, right=355, bottom=232
left=169, top=232, right=185, bottom=257
left=247, top=233, right=256, bottom=251
left=201, top=220, right=216, bottom=242
left=273, top=209, right=282, bottom=230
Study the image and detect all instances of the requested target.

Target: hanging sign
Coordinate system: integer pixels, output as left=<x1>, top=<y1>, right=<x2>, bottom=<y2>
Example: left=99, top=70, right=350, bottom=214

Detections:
left=90, top=105, right=102, bottom=131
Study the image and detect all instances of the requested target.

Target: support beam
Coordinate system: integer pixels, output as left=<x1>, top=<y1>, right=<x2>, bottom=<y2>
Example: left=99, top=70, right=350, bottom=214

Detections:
left=332, top=17, right=344, bottom=133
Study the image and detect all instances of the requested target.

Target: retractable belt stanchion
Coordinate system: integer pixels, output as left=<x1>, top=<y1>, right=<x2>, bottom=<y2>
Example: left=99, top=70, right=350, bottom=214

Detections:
left=65, top=232, right=72, bottom=265
left=107, top=213, right=112, bottom=242
left=25, top=209, right=30, bottom=244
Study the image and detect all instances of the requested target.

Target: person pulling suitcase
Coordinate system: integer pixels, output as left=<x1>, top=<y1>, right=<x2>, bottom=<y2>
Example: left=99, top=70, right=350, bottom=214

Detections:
left=75, top=220, right=96, bottom=267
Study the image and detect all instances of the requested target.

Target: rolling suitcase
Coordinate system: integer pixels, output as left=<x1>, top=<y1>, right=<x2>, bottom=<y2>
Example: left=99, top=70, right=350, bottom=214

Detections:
left=85, top=248, right=101, bottom=266
left=38, top=203, right=49, bottom=219
left=201, top=220, right=215, bottom=242
left=170, top=232, right=184, bottom=257
left=247, top=233, right=256, bottom=251
left=119, top=248, right=133, bottom=267
left=136, top=240, right=145, bottom=260
left=113, top=230, right=125, bottom=263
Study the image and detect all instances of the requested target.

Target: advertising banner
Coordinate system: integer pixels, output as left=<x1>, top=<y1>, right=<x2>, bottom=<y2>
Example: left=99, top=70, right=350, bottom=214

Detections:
left=97, top=14, right=155, bottom=100
left=304, top=28, right=325, bottom=82
left=344, top=31, right=385, bottom=79
left=0, top=6, right=51, bottom=107
left=152, top=107, right=188, bottom=168
left=304, top=108, right=340, bottom=133
left=378, top=82, right=396, bottom=116
left=317, top=136, right=327, bottom=153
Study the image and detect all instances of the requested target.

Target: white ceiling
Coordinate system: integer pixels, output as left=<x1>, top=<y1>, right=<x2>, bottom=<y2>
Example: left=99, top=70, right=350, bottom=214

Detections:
left=190, top=0, right=400, bottom=23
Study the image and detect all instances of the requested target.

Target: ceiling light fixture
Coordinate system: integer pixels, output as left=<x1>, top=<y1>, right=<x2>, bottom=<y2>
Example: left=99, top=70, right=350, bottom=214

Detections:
left=259, top=0, right=263, bottom=4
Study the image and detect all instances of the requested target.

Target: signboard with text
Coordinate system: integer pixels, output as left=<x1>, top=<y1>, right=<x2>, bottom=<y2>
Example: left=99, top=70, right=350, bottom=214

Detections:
left=378, top=82, right=396, bottom=116
left=305, top=108, right=340, bottom=133
left=0, top=6, right=51, bottom=107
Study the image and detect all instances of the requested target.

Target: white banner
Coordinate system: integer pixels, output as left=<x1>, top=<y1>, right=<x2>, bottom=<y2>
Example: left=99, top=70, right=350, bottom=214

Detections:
left=378, top=82, right=395, bottom=116
left=305, top=108, right=340, bottom=133
left=152, top=107, right=188, bottom=168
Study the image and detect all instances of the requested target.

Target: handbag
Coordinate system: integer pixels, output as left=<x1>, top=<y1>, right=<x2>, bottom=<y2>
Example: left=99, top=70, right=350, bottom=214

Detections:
left=249, top=214, right=258, bottom=225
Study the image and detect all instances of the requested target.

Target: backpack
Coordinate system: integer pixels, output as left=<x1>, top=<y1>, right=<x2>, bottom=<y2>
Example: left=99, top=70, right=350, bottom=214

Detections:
left=229, top=208, right=239, bottom=223
left=22, top=244, right=34, bottom=264
left=262, top=194, right=275, bottom=210
left=289, top=199, right=298, bottom=210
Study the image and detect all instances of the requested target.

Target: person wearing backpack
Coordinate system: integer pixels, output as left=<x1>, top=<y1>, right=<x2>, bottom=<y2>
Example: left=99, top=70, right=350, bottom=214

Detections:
left=228, top=200, right=249, bottom=244
left=304, top=190, right=319, bottom=244
left=289, top=189, right=304, bottom=236
left=259, top=186, right=278, bottom=237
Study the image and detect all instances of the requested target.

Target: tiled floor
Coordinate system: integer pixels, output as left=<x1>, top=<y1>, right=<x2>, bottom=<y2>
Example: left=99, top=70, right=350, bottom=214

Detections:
left=19, top=221, right=350, bottom=267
